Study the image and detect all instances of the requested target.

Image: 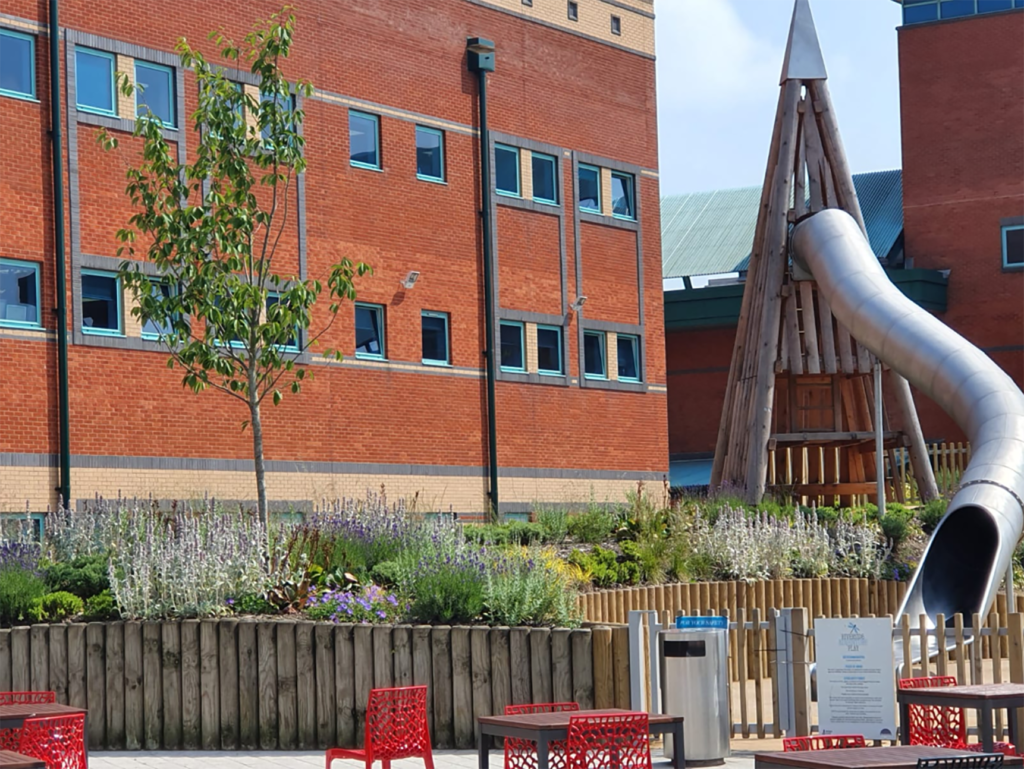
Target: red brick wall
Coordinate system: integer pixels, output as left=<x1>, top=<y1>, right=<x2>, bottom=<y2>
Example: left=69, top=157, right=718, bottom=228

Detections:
left=0, top=0, right=667, bottom=508
left=665, top=326, right=735, bottom=456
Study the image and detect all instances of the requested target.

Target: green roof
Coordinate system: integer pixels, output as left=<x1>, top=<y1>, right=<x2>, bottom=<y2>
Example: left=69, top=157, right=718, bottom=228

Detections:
left=661, top=169, right=904, bottom=279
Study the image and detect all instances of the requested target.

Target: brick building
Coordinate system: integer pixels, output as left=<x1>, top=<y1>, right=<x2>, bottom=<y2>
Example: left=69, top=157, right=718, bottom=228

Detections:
left=0, top=0, right=668, bottom=513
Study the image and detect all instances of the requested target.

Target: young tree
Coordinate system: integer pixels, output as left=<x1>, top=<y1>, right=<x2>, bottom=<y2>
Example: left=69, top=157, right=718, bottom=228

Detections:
left=102, top=9, right=369, bottom=527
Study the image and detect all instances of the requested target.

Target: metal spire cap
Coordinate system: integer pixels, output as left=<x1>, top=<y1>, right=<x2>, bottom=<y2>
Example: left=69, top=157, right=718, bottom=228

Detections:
left=779, top=0, right=828, bottom=85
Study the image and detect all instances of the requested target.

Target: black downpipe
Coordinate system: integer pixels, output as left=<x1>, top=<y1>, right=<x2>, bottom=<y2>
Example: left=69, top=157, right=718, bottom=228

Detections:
left=474, top=65, right=500, bottom=517
left=49, top=0, right=72, bottom=506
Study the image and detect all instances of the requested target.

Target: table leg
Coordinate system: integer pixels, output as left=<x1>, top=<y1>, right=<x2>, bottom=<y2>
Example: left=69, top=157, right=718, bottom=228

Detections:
left=1009, top=706, right=1020, bottom=750
left=537, top=735, right=550, bottom=769
left=672, top=722, right=685, bottom=769
left=478, top=730, right=490, bottom=769
left=980, top=703, right=995, bottom=753
left=899, top=701, right=910, bottom=745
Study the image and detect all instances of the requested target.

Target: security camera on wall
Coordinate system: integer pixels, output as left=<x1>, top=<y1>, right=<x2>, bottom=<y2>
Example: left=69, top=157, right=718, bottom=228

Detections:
left=401, top=271, right=420, bottom=290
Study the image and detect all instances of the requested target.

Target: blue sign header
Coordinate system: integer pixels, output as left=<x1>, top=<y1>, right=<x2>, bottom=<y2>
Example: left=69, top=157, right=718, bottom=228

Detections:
left=675, top=616, right=728, bottom=630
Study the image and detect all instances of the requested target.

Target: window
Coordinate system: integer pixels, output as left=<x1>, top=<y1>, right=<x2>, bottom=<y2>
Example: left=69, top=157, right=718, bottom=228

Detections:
left=532, top=153, right=557, bottom=204
left=611, top=15, right=622, bottom=35
left=904, top=2, right=939, bottom=22
left=0, top=259, right=40, bottom=327
left=354, top=303, right=385, bottom=358
left=978, top=0, right=1014, bottom=11
left=416, top=126, right=445, bottom=182
left=81, top=269, right=122, bottom=335
left=75, top=48, right=116, bottom=116
left=135, top=61, right=175, bottom=126
left=421, top=311, right=450, bottom=365
left=583, top=331, right=606, bottom=379
left=260, top=89, right=295, bottom=147
left=266, top=293, right=299, bottom=351
left=617, top=334, right=640, bottom=381
left=0, top=29, right=35, bottom=100
left=495, top=144, right=520, bottom=197
left=578, top=164, right=601, bottom=213
left=522, top=0, right=532, bottom=5
left=140, top=279, right=174, bottom=339
left=1003, top=225, right=1024, bottom=269
left=611, top=171, right=636, bottom=219
left=350, top=111, right=380, bottom=169
left=499, top=321, right=524, bottom=372
left=537, top=325, right=563, bottom=375
left=568, top=1, right=579, bottom=21
left=940, top=0, right=975, bottom=16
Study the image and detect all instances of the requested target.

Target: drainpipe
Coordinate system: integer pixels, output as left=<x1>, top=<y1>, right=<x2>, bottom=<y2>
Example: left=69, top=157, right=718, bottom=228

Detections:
left=467, top=37, right=499, bottom=519
left=49, top=0, right=72, bottom=507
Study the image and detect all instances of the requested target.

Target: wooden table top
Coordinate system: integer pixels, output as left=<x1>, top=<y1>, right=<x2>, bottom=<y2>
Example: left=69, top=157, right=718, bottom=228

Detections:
left=755, top=746, right=1024, bottom=769
left=0, top=750, right=45, bottom=769
left=0, top=703, right=87, bottom=719
left=478, top=708, right=683, bottom=730
left=898, top=683, right=1024, bottom=702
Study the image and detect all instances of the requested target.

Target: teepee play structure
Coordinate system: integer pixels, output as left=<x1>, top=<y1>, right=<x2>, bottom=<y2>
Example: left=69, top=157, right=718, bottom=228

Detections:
left=708, top=0, right=940, bottom=506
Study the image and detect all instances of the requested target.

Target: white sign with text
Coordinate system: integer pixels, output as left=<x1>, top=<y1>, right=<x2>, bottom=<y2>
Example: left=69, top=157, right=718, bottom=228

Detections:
left=815, top=617, right=897, bottom=740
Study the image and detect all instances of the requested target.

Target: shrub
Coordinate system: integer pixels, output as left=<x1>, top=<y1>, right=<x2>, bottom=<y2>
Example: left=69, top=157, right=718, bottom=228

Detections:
left=228, top=592, right=275, bottom=615
left=368, top=560, right=402, bottom=588
left=918, top=499, right=948, bottom=534
left=567, top=505, right=616, bottom=544
left=306, top=584, right=403, bottom=624
left=568, top=546, right=640, bottom=587
left=880, top=505, right=913, bottom=546
left=82, top=590, right=119, bottom=621
left=44, top=553, right=110, bottom=600
left=484, top=550, right=582, bottom=627
left=464, top=522, right=543, bottom=547
left=32, top=591, right=84, bottom=623
left=535, top=507, right=569, bottom=543
left=0, top=569, right=46, bottom=626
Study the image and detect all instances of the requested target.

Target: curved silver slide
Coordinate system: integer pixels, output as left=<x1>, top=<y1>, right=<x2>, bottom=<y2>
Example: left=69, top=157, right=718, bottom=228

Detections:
left=792, top=209, right=1024, bottom=630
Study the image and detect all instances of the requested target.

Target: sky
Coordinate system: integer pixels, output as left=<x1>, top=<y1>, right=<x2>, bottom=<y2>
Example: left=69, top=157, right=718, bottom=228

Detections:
left=655, top=0, right=905, bottom=196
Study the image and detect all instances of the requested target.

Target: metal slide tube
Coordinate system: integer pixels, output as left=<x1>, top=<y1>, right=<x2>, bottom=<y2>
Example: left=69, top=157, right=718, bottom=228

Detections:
left=792, top=209, right=1024, bottom=628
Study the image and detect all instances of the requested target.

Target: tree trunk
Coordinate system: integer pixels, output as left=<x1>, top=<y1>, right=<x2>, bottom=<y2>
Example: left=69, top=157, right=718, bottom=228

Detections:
left=249, top=386, right=268, bottom=529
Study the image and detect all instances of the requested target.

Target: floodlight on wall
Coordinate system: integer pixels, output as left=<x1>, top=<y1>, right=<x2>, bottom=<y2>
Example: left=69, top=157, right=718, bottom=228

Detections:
left=569, top=295, right=587, bottom=312
left=401, top=271, right=421, bottom=290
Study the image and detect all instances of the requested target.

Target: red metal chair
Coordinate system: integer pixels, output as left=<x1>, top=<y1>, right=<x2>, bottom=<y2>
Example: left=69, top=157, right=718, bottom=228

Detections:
left=504, top=702, right=580, bottom=769
left=0, top=692, right=57, bottom=751
left=325, top=685, right=434, bottom=769
left=783, top=734, right=867, bottom=751
left=565, top=712, right=652, bottom=769
left=899, top=677, right=1015, bottom=756
left=17, top=713, right=86, bottom=769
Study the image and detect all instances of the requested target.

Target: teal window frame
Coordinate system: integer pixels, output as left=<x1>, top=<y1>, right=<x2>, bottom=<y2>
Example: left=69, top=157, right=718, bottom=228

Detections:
left=0, top=29, right=36, bottom=101
left=75, top=47, right=117, bottom=117
left=0, top=258, right=42, bottom=329
left=134, top=60, right=175, bottom=128
left=354, top=302, right=386, bottom=360
left=531, top=152, right=558, bottom=205
left=421, top=310, right=450, bottom=366
left=536, top=324, right=563, bottom=376
left=349, top=110, right=381, bottom=170
left=494, top=143, right=520, bottom=197
left=0, top=512, right=45, bottom=542
left=583, top=330, right=607, bottom=380
left=415, top=125, right=446, bottom=183
left=80, top=268, right=123, bottom=336
left=1003, top=225, right=1024, bottom=270
left=139, top=278, right=176, bottom=340
left=611, top=171, right=636, bottom=220
left=578, top=163, right=601, bottom=213
left=266, top=292, right=300, bottom=352
left=617, top=333, right=641, bottom=382
left=499, top=320, right=525, bottom=372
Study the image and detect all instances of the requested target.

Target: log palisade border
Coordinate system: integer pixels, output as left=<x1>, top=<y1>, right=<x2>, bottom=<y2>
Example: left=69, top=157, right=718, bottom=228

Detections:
left=0, top=620, right=629, bottom=751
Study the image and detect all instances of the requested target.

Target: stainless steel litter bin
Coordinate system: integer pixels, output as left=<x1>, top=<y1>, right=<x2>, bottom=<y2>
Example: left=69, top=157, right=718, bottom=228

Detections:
left=660, top=616, right=731, bottom=764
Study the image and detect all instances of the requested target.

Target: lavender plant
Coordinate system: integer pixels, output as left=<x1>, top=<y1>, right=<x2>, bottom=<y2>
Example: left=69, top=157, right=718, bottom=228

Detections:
left=829, top=518, right=891, bottom=579
left=484, top=549, right=583, bottom=627
left=305, top=584, right=404, bottom=624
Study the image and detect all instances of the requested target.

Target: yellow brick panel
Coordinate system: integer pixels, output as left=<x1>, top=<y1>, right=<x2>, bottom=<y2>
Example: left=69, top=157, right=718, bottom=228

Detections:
left=525, top=322, right=539, bottom=374
left=116, top=55, right=134, bottom=118
left=606, top=331, right=618, bottom=380
left=520, top=149, right=533, bottom=201
left=600, top=167, right=613, bottom=217
left=124, top=289, right=142, bottom=337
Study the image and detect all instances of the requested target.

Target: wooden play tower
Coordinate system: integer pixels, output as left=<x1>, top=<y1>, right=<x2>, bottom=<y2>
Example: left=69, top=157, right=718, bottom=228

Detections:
left=709, top=0, right=939, bottom=507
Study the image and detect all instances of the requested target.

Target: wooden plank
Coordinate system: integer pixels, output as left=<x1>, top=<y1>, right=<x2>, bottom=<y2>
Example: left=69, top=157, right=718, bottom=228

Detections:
left=199, top=619, right=220, bottom=750
left=238, top=620, right=258, bottom=751
left=794, top=104, right=808, bottom=218
left=488, top=627, right=511, bottom=724
left=836, top=324, right=856, bottom=374
left=954, top=613, right=967, bottom=685
left=218, top=618, right=239, bottom=750
left=776, top=482, right=878, bottom=496
left=85, top=623, right=105, bottom=749
left=351, top=625, right=372, bottom=748
left=550, top=628, right=573, bottom=704
left=971, top=614, right=984, bottom=685
left=1008, top=613, right=1023, bottom=743
left=392, top=625, right=413, bottom=688
left=412, top=626, right=434, bottom=737
left=431, top=626, right=454, bottom=749
left=737, top=608, right=749, bottom=737
left=785, top=290, right=804, bottom=375
left=295, top=622, right=316, bottom=750
left=509, top=628, right=531, bottom=705
left=470, top=627, right=492, bottom=743
left=591, top=627, right=613, bottom=710
left=529, top=627, right=553, bottom=706
left=570, top=629, right=594, bottom=710
left=936, top=614, right=948, bottom=678
left=278, top=622, right=299, bottom=749
left=791, top=609, right=811, bottom=736
left=767, top=611, right=781, bottom=737
left=11, top=627, right=29, bottom=692
left=313, top=623, right=335, bottom=751
left=49, top=624, right=68, bottom=705
left=161, top=622, right=182, bottom=750
left=371, top=625, right=392, bottom=690
left=29, top=625, right=48, bottom=696
left=752, top=608, right=765, bottom=738
left=179, top=620, right=200, bottom=750
left=611, top=626, right=630, bottom=710
left=451, top=627, right=474, bottom=749
left=66, top=625, right=86, bottom=714
left=0, top=630, right=10, bottom=696
left=799, top=282, right=821, bottom=374
left=334, top=625, right=354, bottom=750
left=802, top=96, right=827, bottom=213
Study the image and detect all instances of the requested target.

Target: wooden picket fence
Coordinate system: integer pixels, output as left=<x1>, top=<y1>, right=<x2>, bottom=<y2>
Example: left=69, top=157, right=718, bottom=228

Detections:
left=0, top=620, right=633, bottom=751
left=893, top=442, right=971, bottom=498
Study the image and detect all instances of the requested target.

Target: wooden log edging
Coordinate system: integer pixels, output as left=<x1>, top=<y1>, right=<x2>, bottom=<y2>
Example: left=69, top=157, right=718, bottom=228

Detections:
left=0, top=621, right=619, bottom=752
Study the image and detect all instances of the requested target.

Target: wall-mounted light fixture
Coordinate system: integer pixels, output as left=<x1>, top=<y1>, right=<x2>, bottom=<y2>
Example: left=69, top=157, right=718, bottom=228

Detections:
left=401, top=271, right=421, bottom=290
left=569, top=296, right=588, bottom=312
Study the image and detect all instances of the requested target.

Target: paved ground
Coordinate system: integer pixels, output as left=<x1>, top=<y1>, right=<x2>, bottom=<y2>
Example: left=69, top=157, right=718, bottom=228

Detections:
left=89, top=746, right=764, bottom=768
